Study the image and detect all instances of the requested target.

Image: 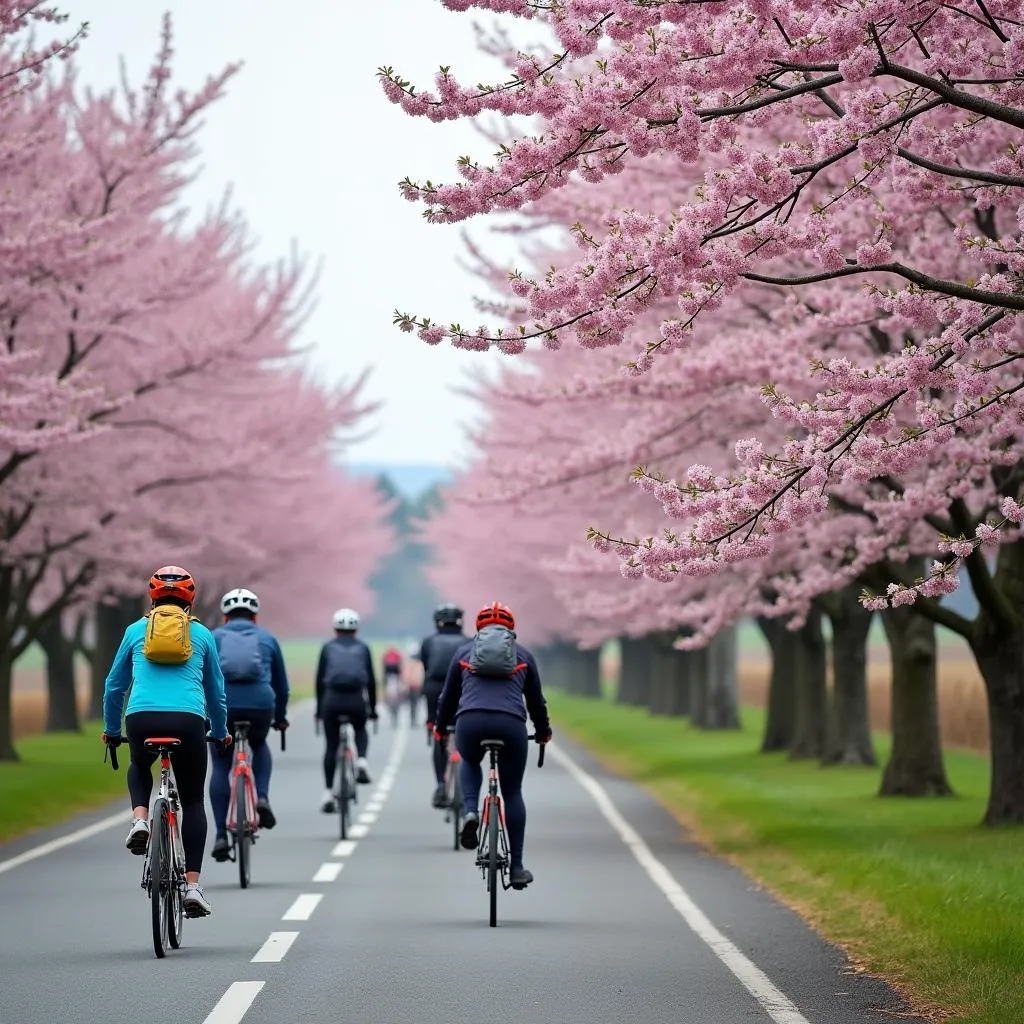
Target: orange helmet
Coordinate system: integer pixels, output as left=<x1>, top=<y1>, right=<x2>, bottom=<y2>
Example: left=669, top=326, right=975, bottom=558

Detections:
left=476, top=601, right=515, bottom=631
left=148, top=566, right=197, bottom=606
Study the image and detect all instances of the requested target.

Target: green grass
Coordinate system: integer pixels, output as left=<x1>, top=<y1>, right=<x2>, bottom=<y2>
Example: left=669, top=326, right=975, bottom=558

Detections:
left=0, top=731, right=128, bottom=844
left=547, top=690, right=1024, bottom=1024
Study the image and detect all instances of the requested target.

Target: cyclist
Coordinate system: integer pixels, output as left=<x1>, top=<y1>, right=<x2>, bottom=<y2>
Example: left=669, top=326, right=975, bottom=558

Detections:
left=404, top=640, right=423, bottom=725
left=381, top=644, right=404, bottom=726
left=419, top=602, right=468, bottom=808
left=315, top=607, right=377, bottom=810
left=101, top=566, right=230, bottom=919
left=208, top=588, right=290, bottom=863
left=434, top=601, right=551, bottom=890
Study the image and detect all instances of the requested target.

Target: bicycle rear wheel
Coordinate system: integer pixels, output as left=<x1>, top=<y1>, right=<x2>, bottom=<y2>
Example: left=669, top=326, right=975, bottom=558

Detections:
left=487, top=798, right=500, bottom=927
left=338, top=752, right=350, bottom=839
left=235, top=773, right=251, bottom=889
left=150, top=800, right=171, bottom=958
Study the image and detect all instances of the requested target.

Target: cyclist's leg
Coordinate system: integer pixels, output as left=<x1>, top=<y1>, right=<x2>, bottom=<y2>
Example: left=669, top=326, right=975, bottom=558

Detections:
left=351, top=710, right=369, bottom=758
left=124, top=712, right=160, bottom=852
left=425, top=689, right=446, bottom=784
left=322, top=702, right=342, bottom=790
left=207, top=723, right=232, bottom=840
left=453, top=712, right=485, bottom=815
left=243, top=711, right=273, bottom=799
left=493, top=720, right=529, bottom=870
left=166, top=712, right=209, bottom=882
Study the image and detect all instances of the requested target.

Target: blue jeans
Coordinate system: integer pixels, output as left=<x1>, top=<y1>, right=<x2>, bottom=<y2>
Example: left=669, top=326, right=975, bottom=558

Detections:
left=209, top=709, right=273, bottom=839
left=455, top=710, right=529, bottom=868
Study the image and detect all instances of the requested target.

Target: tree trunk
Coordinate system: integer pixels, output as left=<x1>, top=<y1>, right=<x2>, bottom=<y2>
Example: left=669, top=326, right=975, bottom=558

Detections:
left=39, top=614, right=80, bottom=732
left=649, top=632, right=690, bottom=716
left=691, top=627, right=740, bottom=729
left=756, top=616, right=797, bottom=752
left=617, top=636, right=652, bottom=706
left=879, top=603, right=952, bottom=796
left=972, top=624, right=1024, bottom=824
left=90, top=596, right=140, bottom=720
left=0, top=641, right=16, bottom=761
left=789, top=605, right=827, bottom=760
left=822, top=583, right=876, bottom=766
left=567, top=644, right=602, bottom=697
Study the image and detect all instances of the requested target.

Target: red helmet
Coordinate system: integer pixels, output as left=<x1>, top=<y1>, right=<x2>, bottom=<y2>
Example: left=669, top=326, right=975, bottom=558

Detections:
left=476, top=601, right=515, bottom=631
left=148, top=565, right=197, bottom=606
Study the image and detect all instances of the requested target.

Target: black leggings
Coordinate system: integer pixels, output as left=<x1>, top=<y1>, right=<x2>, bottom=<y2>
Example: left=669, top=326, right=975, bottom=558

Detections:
left=455, top=710, right=529, bottom=869
left=125, top=711, right=208, bottom=874
left=321, top=696, right=368, bottom=788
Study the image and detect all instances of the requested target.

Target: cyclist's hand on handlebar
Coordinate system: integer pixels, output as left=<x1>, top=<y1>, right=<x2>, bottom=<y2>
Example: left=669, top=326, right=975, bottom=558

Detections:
left=274, top=718, right=289, bottom=731
left=101, top=733, right=123, bottom=745
left=432, top=725, right=445, bottom=742
left=208, top=733, right=232, bottom=750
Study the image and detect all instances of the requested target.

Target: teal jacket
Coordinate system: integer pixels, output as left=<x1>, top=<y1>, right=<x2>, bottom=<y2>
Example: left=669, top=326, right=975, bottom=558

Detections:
left=103, top=616, right=229, bottom=738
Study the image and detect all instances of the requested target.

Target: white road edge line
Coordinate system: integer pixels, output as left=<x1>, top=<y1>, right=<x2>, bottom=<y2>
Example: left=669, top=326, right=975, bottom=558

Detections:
left=282, top=893, right=323, bottom=921
left=550, top=743, right=813, bottom=1024
left=252, top=931, right=299, bottom=963
left=0, top=811, right=124, bottom=876
left=332, top=839, right=358, bottom=857
left=313, top=862, right=344, bottom=882
left=202, top=981, right=266, bottom=1024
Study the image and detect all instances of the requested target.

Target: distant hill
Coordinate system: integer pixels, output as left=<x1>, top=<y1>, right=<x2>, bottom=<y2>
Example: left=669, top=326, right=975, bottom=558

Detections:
left=347, top=462, right=452, bottom=500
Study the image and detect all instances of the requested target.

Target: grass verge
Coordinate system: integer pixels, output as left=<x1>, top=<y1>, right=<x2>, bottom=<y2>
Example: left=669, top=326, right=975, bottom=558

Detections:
left=547, top=690, right=1024, bottom=1024
left=0, top=730, right=126, bottom=845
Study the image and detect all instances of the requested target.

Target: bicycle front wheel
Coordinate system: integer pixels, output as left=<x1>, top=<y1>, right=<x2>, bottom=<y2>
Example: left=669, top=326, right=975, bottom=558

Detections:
left=167, top=827, right=184, bottom=949
left=235, top=773, right=251, bottom=889
left=451, top=772, right=463, bottom=852
left=488, top=800, right=500, bottom=928
left=150, top=800, right=170, bottom=958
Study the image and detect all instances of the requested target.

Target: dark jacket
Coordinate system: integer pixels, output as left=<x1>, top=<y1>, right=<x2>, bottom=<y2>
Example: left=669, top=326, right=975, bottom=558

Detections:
left=316, top=635, right=377, bottom=717
left=419, top=626, right=468, bottom=691
left=435, top=638, right=550, bottom=735
left=212, top=618, right=289, bottom=723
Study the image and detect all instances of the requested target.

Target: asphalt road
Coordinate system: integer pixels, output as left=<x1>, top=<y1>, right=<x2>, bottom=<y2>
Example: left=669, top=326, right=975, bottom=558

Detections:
left=0, top=705, right=925, bottom=1024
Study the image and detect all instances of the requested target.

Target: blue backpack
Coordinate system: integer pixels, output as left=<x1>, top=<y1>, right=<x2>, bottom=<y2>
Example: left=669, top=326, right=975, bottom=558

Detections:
left=217, top=629, right=263, bottom=683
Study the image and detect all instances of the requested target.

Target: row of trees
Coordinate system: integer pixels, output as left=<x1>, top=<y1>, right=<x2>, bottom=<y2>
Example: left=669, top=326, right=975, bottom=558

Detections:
left=388, top=2, right=1024, bottom=823
left=0, top=11, right=392, bottom=757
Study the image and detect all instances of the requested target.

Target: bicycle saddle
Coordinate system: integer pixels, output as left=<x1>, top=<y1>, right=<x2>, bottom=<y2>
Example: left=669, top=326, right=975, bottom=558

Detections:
left=481, top=738, right=505, bottom=749
left=144, top=737, right=182, bottom=749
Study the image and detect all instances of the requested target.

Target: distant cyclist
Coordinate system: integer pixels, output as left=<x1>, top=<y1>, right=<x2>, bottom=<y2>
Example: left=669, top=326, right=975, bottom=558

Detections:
left=419, top=602, right=468, bottom=807
left=404, top=640, right=423, bottom=725
left=315, top=607, right=378, bottom=810
left=101, top=566, right=230, bottom=919
left=434, top=601, right=551, bottom=890
left=208, top=588, right=290, bottom=863
left=381, top=644, right=404, bottom=726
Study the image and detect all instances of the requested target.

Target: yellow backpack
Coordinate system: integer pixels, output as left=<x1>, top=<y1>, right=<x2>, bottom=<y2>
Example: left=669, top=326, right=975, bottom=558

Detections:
left=142, top=606, right=199, bottom=664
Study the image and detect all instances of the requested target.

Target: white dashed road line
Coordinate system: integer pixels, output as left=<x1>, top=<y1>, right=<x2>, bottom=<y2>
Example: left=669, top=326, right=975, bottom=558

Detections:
left=332, top=839, right=358, bottom=857
left=251, top=931, right=300, bottom=963
left=281, top=894, right=323, bottom=921
left=312, top=862, right=344, bottom=882
left=202, top=982, right=266, bottom=1024
left=347, top=824, right=370, bottom=839
left=357, top=811, right=379, bottom=824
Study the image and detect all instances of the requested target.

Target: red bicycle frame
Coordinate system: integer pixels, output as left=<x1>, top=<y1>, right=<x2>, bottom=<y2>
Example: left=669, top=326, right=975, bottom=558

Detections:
left=227, top=746, right=258, bottom=836
left=481, top=760, right=507, bottom=830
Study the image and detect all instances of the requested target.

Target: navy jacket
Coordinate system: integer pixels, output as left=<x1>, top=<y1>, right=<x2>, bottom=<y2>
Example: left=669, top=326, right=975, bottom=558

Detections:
left=316, top=636, right=377, bottom=717
left=419, top=626, right=469, bottom=690
left=211, top=619, right=289, bottom=723
left=435, top=638, right=550, bottom=735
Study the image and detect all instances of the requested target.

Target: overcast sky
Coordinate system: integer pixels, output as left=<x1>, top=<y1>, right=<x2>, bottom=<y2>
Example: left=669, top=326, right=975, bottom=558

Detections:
left=64, top=1, right=527, bottom=468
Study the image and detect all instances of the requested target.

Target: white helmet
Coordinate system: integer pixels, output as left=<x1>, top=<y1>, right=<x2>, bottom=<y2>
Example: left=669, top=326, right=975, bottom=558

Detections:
left=221, top=588, right=260, bottom=615
left=333, top=607, right=359, bottom=631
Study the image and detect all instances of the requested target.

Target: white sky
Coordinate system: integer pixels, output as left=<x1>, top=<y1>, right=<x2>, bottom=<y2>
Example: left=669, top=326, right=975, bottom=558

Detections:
left=64, top=0, right=528, bottom=467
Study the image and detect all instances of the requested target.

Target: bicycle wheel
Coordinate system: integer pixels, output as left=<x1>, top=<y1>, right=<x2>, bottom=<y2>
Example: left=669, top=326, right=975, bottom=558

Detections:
left=487, top=798, right=500, bottom=928
left=150, top=800, right=170, bottom=958
left=167, top=824, right=185, bottom=949
left=338, top=753, right=350, bottom=839
left=451, top=771, right=463, bottom=852
left=235, top=772, right=251, bottom=888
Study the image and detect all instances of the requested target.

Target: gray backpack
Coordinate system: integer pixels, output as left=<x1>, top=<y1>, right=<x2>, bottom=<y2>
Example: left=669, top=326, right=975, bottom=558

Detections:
left=465, top=625, right=524, bottom=677
left=324, top=640, right=369, bottom=691
left=217, top=629, right=263, bottom=683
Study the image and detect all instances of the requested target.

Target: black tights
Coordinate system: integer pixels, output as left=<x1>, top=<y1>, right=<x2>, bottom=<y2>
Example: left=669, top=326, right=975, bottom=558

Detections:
left=125, top=711, right=208, bottom=874
left=321, top=699, right=368, bottom=788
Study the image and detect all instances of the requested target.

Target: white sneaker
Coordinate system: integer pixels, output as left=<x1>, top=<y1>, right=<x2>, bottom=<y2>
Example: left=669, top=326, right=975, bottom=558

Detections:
left=183, top=884, right=212, bottom=918
left=125, top=817, right=149, bottom=855
left=356, top=758, right=371, bottom=784
left=320, top=788, right=336, bottom=813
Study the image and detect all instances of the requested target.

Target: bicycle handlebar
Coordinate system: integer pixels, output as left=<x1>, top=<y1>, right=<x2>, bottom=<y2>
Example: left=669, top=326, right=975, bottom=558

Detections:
left=527, top=734, right=547, bottom=768
left=103, top=736, right=125, bottom=771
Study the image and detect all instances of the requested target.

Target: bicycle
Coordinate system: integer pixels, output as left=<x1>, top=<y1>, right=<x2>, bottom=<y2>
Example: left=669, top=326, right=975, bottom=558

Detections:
left=475, top=734, right=545, bottom=928
left=441, top=726, right=462, bottom=851
left=335, top=715, right=358, bottom=839
left=106, top=736, right=190, bottom=958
